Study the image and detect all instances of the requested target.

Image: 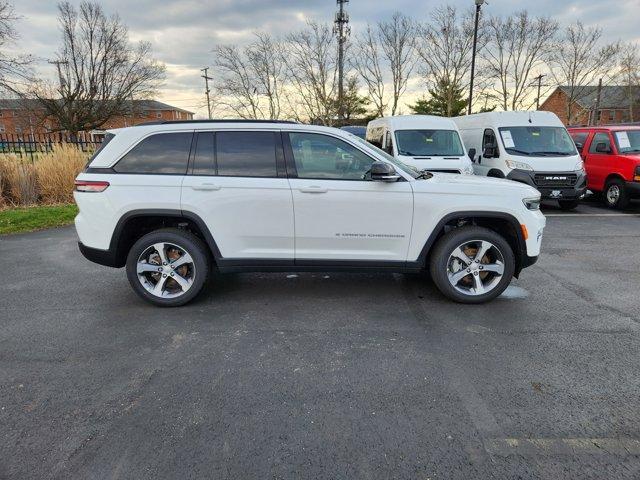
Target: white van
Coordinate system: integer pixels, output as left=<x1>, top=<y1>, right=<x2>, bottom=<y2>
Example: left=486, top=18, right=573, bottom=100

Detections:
left=366, top=115, right=474, bottom=174
left=454, top=111, right=587, bottom=209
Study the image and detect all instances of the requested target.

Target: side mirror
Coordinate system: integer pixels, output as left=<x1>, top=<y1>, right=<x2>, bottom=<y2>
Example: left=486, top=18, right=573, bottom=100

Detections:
left=468, top=148, right=476, bottom=162
left=483, top=145, right=496, bottom=158
left=595, top=142, right=610, bottom=154
left=370, top=162, right=400, bottom=182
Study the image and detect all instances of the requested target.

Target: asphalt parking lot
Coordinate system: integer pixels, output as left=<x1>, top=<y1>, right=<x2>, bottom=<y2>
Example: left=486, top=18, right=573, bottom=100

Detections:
left=1, top=199, right=640, bottom=479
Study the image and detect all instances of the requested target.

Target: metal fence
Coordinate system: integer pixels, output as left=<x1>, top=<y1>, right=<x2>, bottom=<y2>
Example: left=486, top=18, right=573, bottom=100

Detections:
left=0, top=132, right=102, bottom=162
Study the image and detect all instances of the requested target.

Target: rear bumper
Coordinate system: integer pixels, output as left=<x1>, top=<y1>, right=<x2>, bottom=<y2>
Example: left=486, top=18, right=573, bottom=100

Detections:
left=78, top=242, right=121, bottom=268
left=507, top=169, right=587, bottom=200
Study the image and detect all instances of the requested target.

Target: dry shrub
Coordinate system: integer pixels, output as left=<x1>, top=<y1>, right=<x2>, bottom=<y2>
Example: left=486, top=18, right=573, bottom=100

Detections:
left=35, top=144, right=89, bottom=204
left=0, top=156, right=39, bottom=206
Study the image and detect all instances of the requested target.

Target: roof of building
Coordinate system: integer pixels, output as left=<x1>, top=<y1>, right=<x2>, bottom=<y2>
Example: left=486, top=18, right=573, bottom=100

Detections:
left=0, top=98, right=193, bottom=114
left=557, top=86, right=640, bottom=109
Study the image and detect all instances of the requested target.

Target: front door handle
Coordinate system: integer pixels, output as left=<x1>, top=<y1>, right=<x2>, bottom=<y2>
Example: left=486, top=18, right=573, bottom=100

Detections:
left=299, top=186, right=328, bottom=194
left=192, top=183, right=221, bottom=191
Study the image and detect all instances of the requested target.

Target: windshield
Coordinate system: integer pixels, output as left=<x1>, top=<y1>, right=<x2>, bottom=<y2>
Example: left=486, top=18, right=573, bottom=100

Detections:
left=498, top=126, right=577, bottom=157
left=613, top=130, right=640, bottom=154
left=394, top=129, right=464, bottom=157
left=350, top=135, right=419, bottom=178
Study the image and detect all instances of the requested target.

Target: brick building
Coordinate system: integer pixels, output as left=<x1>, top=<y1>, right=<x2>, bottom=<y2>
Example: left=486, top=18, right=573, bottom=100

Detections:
left=539, top=86, right=640, bottom=126
left=0, top=99, right=194, bottom=136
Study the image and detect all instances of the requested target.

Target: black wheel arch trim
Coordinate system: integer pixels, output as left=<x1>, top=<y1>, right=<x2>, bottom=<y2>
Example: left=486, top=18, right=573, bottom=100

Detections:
left=415, top=210, right=529, bottom=275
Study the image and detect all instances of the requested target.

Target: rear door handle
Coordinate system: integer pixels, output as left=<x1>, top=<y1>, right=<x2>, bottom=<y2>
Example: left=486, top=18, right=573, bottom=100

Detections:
left=192, top=183, right=221, bottom=191
left=299, top=186, right=328, bottom=194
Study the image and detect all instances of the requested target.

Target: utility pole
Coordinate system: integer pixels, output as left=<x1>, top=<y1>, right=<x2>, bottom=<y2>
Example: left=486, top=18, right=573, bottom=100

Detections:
left=48, top=59, right=69, bottom=93
left=533, top=74, right=547, bottom=110
left=334, top=0, right=350, bottom=123
left=592, top=78, right=603, bottom=126
left=201, top=67, right=213, bottom=119
left=468, top=0, right=485, bottom=115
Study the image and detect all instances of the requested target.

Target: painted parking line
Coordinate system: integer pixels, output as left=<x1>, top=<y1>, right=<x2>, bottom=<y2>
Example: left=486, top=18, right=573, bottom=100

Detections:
left=485, top=437, right=640, bottom=457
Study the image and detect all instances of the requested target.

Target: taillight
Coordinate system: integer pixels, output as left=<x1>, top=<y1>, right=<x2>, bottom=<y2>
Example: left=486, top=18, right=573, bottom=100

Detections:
left=74, top=180, right=110, bottom=192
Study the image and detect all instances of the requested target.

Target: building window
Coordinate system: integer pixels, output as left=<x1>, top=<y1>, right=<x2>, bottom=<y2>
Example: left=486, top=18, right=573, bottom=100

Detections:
left=0, top=110, right=3, bottom=117
left=12, top=110, right=17, bottom=116
left=0, top=123, right=5, bottom=133
left=609, top=110, right=615, bottom=122
left=15, top=126, right=22, bottom=134
left=156, top=112, right=162, bottom=118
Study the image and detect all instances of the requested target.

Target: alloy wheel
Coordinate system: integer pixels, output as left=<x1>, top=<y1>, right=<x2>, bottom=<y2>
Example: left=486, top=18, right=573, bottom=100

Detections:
left=136, top=242, right=195, bottom=298
left=446, top=240, right=505, bottom=296
left=606, top=185, right=620, bottom=205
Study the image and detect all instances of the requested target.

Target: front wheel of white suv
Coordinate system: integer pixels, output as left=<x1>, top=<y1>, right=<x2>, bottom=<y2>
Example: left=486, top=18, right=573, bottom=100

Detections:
left=125, top=228, right=210, bottom=307
left=429, top=226, right=515, bottom=304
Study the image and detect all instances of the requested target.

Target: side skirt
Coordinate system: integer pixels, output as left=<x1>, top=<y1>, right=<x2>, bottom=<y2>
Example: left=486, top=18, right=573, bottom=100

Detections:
left=216, top=258, right=424, bottom=274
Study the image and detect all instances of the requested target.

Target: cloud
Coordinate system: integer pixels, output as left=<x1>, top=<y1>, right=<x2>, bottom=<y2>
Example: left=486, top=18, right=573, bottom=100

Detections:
left=10, top=0, right=640, bottom=117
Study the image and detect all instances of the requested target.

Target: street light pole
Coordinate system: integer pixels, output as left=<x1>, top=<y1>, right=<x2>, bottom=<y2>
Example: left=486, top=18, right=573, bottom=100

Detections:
left=467, top=0, right=484, bottom=115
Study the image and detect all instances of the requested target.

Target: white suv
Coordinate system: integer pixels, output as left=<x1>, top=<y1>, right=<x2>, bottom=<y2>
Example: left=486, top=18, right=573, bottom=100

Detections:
left=74, top=120, right=545, bottom=306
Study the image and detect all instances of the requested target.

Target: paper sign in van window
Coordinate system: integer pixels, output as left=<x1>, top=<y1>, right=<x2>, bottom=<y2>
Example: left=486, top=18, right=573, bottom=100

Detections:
left=501, top=130, right=515, bottom=148
left=616, top=131, right=631, bottom=149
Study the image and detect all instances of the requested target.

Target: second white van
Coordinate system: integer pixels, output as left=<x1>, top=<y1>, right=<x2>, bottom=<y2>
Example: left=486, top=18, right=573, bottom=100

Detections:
left=366, top=115, right=474, bottom=174
left=454, top=111, right=587, bottom=210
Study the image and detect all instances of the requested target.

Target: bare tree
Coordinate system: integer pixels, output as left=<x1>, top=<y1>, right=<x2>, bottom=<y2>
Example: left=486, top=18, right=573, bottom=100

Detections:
left=378, top=12, right=417, bottom=115
left=617, top=42, right=639, bottom=122
left=549, top=22, right=620, bottom=124
left=27, top=2, right=164, bottom=134
left=481, top=11, right=557, bottom=111
left=0, top=1, right=32, bottom=90
left=214, top=33, right=284, bottom=120
left=284, top=22, right=337, bottom=125
left=351, top=24, right=386, bottom=117
left=416, top=6, right=485, bottom=116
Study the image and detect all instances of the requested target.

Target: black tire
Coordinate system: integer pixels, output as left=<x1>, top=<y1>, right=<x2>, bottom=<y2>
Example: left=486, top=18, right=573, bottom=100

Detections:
left=126, top=228, right=210, bottom=307
left=603, top=179, right=630, bottom=209
left=429, top=226, right=515, bottom=304
left=558, top=199, right=580, bottom=210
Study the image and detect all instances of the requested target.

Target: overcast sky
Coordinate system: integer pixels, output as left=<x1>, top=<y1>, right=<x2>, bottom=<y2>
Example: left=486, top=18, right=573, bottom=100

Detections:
left=11, top=0, right=640, bottom=117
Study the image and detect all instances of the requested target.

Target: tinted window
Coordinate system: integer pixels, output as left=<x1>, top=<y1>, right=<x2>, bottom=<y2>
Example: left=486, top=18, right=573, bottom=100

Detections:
left=589, top=132, right=611, bottom=154
left=289, top=132, right=375, bottom=180
left=570, top=132, right=588, bottom=151
left=115, top=132, right=192, bottom=174
left=192, top=132, right=215, bottom=175
left=216, top=131, right=277, bottom=177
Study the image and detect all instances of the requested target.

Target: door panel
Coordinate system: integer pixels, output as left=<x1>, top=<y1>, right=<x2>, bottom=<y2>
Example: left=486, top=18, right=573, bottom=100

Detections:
left=584, top=132, right=612, bottom=191
left=286, top=131, right=413, bottom=261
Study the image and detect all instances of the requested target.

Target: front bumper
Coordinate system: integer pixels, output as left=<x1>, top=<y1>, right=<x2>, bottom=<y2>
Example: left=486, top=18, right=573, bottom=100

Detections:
left=625, top=181, right=640, bottom=197
left=507, top=169, right=587, bottom=200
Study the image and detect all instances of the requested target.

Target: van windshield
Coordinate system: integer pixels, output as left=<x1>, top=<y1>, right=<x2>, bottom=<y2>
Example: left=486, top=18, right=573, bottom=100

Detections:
left=498, top=126, right=576, bottom=157
left=613, top=130, right=640, bottom=154
left=394, top=130, right=464, bottom=157
left=350, top=135, right=419, bottom=178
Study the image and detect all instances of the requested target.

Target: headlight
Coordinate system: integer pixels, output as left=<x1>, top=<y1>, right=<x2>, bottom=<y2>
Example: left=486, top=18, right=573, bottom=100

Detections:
left=574, top=159, right=585, bottom=172
left=523, top=196, right=541, bottom=210
left=505, top=159, right=534, bottom=171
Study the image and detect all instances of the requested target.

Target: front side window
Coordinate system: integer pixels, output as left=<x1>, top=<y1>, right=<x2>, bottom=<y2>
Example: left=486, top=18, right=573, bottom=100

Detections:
left=289, top=132, right=375, bottom=180
left=216, top=131, right=277, bottom=177
left=589, top=132, right=611, bottom=154
left=613, top=130, right=640, bottom=154
left=498, top=126, right=577, bottom=157
left=114, top=132, right=192, bottom=174
left=394, top=130, right=464, bottom=157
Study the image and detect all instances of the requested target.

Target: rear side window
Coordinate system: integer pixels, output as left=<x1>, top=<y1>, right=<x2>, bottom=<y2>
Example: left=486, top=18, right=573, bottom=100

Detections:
left=216, top=131, right=277, bottom=177
left=114, top=132, right=192, bottom=174
left=192, top=132, right=215, bottom=175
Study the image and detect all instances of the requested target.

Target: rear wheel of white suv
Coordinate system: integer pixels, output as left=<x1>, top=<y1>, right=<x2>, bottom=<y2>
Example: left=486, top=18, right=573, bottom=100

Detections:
left=429, top=226, right=515, bottom=304
left=125, top=228, right=210, bottom=307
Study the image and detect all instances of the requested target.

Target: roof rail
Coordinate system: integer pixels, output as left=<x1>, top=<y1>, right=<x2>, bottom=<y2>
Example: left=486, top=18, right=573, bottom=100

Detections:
left=141, top=119, right=299, bottom=126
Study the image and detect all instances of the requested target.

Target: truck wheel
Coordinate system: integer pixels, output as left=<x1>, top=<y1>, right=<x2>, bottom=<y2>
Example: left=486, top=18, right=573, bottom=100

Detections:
left=126, top=228, right=210, bottom=307
left=603, top=179, right=630, bottom=209
left=429, top=226, right=515, bottom=304
left=558, top=199, right=580, bottom=210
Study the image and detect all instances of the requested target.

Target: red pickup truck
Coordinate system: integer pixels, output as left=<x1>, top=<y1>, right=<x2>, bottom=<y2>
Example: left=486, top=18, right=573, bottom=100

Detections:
left=568, top=126, right=640, bottom=209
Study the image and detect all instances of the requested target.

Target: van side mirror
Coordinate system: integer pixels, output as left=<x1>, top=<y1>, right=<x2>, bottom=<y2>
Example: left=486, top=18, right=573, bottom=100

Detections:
left=370, top=162, right=400, bottom=182
left=483, top=145, right=496, bottom=158
left=468, top=148, right=476, bottom=161
left=595, top=142, right=610, bottom=154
